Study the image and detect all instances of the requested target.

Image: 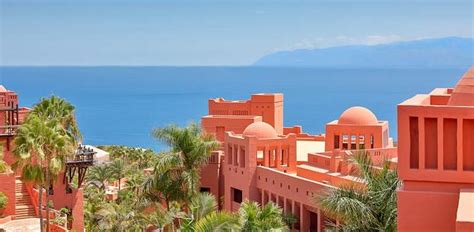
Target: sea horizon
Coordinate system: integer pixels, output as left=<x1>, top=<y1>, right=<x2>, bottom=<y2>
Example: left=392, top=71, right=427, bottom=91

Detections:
left=0, top=66, right=467, bottom=151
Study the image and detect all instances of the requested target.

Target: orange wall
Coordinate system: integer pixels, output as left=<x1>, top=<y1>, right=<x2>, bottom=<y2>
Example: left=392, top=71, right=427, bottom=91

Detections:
left=0, top=173, right=16, bottom=217
left=201, top=115, right=261, bottom=142
left=325, top=122, right=389, bottom=152
left=398, top=89, right=474, bottom=231
left=207, top=94, right=284, bottom=134
left=398, top=187, right=459, bottom=232
left=49, top=177, right=85, bottom=232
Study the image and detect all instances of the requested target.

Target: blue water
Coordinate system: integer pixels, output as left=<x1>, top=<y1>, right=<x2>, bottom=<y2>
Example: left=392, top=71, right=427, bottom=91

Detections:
left=0, top=67, right=467, bottom=151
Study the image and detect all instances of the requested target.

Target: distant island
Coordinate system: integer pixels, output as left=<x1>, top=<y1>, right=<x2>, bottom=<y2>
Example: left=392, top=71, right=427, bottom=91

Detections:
left=254, top=37, right=474, bottom=68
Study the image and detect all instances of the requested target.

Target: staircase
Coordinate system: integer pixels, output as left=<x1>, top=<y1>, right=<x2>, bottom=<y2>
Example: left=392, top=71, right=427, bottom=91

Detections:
left=15, top=177, right=36, bottom=219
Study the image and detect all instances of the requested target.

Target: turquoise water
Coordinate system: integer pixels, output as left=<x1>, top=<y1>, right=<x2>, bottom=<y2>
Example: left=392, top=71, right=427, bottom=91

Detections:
left=0, top=67, right=466, bottom=150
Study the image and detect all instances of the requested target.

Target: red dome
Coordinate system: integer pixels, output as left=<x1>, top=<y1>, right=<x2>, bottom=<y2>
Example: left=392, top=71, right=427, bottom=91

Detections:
left=338, top=106, right=378, bottom=125
left=243, top=122, right=278, bottom=139
left=448, top=67, right=474, bottom=106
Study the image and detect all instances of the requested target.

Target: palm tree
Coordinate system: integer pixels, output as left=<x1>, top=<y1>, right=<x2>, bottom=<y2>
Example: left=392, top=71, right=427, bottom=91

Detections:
left=95, top=199, right=148, bottom=232
left=181, top=192, right=240, bottom=232
left=86, top=164, right=111, bottom=190
left=238, top=200, right=288, bottom=231
left=142, top=160, right=187, bottom=210
left=109, top=158, right=126, bottom=191
left=317, top=151, right=400, bottom=231
left=124, top=172, right=144, bottom=196
left=0, top=145, right=10, bottom=174
left=13, top=115, right=75, bottom=232
left=13, top=96, right=79, bottom=232
left=145, top=208, right=171, bottom=231
left=152, top=123, right=219, bottom=202
left=84, top=188, right=107, bottom=231
left=29, top=96, right=81, bottom=144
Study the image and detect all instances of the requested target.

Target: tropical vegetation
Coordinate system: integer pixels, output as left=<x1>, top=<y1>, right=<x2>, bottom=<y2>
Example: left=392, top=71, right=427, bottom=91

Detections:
left=4, top=95, right=290, bottom=231
left=5, top=95, right=401, bottom=231
left=317, top=151, right=400, bottom=232
left=13, top=96, right=80, bottom=232
left=82, top=123, right=290, bottom=231
left=0, top=143, right=9, bottom=174
left=0, top=191, right=8, bottom=213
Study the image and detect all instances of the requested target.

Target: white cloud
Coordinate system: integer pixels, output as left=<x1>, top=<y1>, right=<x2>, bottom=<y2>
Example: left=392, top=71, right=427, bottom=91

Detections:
left=364, top=35, right=402, bottom=45
left=275, top=34, right=403, bottom=52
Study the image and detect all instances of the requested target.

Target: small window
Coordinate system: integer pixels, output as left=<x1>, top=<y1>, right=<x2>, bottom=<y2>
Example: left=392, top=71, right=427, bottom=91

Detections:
left=351, top=135, right=357, bottom=149
left=228, top=145, right=233, bottom=165
left=334, top=135, right=340, bottom=149
left=200, top=187, right=211, bottom=193
left=359, top=135, right=365, bottom=149
left=232, top=188, right=243, bottom=203
left=342, top=135, right=349, bottom=149
left=370, top=135, right=375, bottom=149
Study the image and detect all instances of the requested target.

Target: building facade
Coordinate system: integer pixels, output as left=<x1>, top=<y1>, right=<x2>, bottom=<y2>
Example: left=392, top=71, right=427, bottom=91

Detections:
left=200, top=67, right=474, bottom=232
left=0, top=86, right=86, bottom=231
left=200, top=94, right=397, bottom=231
left=398, top=67, right=474, bottom=231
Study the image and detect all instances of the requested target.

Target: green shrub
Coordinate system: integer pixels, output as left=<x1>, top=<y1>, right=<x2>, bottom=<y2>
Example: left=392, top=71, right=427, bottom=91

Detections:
left=0, top=192, right=8, bottom=210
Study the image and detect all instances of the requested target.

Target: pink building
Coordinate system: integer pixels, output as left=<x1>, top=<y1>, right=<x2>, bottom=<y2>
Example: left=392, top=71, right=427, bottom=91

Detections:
left=201, top=94, right=396, bottom=231
left=0, top=86, right=87, bottom=231
left=200, top=68, right=474, bottom=231
left=398, top=67, right=474, bottom=231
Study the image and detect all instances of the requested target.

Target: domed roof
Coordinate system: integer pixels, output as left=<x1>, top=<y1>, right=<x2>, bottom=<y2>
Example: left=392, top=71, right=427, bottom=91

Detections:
left=243, top=122, right=278, bottom=139
left=338, top=106, right=378, bottom=125
left=448, top=67, right=474, bottom=106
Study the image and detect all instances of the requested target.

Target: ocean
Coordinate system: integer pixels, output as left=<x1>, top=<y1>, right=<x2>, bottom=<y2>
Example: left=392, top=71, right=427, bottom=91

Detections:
left=0, top=66, right=467, bottom=151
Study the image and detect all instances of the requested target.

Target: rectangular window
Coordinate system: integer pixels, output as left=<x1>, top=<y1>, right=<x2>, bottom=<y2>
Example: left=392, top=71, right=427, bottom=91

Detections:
left=443, top=119, right=457, bottom=170
left=240, top=147, right=246, bottom=168
left=232, top=188, right=243, bottom=203
left=228, top=145, right=233, bottom=165
left=425, top=118, right=438, bottom=169
left=350, top=135, right=357, bottom=150
left=200, top=187, right=211, bottom=193
left=342, top=135, right=349, bottom=150
left=334, top=135, right=340, bottom=149
left=280, top=149, right=285, bottom=165
left=463, top=119, right=474, bottom=171
left=359, top=135, right=365, bottom=149
left=370, top=135, right=375, bottom=149
left=410, top=117, right=419, bottom=169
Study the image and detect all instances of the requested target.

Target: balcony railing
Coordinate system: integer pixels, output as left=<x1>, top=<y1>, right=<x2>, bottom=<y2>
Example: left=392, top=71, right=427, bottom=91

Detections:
left=0, top=125, right=20, bottom=137
left=66, top=145, right=95, bottom=165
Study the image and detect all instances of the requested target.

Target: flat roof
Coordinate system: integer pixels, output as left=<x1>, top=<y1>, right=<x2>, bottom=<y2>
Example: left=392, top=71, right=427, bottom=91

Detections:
left=457, top=189, right=474, bottom=223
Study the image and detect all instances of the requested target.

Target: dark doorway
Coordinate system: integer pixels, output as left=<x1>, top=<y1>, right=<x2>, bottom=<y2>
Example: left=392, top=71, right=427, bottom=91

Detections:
left=232, top=188, right=243, bottom=203
left=310, top=211, right=318, bottom=232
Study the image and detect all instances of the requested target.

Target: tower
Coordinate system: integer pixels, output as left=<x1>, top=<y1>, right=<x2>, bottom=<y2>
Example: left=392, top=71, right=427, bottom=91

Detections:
left=397, top=67, right=474, bottom=231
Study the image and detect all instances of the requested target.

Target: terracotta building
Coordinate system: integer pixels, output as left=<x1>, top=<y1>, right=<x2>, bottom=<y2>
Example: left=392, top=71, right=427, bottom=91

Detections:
left=398, top=67, right=474, bottom=231
left=0, top=86, right=89, bottom=231
left=200, top=67, right=474, bottom=231
left=200, top=94, right=397, bottom=231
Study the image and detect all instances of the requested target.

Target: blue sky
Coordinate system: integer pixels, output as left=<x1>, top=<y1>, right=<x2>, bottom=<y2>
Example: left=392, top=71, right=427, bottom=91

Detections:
left=1, top=0, right=472, bottom=66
